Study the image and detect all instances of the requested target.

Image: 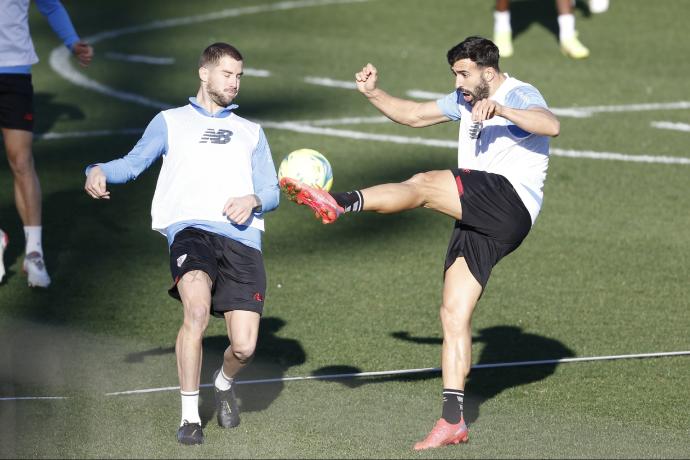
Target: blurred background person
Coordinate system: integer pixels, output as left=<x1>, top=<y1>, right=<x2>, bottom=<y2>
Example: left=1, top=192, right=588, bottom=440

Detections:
left=0, top=0, right=93, bottom=287
left=493, top=0, right=609, bottom=59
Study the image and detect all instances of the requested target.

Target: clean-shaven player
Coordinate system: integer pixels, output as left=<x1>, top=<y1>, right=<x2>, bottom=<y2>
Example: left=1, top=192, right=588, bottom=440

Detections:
left=85, top=43, right=279, bottom=445
left=0, top=0, right=93, bottom=287
left=281, top=36, right=559, bottom=450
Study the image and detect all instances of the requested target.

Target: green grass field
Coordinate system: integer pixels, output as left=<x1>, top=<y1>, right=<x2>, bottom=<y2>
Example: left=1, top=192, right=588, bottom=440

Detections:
left=1, top=0, right=689, bottom=457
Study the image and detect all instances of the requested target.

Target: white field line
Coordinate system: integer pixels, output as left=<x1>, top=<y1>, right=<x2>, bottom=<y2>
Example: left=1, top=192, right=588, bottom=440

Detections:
left=308, top=115, right=390, bottom=126
left=261, top=120, right=459, bottom=148
left=104, top=52, right=174, bottom=65
left=103, top=350, right=690, bottom=397
left=651, top=121, right=690, bottom=132
left=0, top=396, right=70, bottom=401
left=33, top=124, right=690, bottom=165
left=407, top=89, right=446, bottom=99
left=243, top=68, right=272, bottom=77
left=304, top=76, right=357, bottom=89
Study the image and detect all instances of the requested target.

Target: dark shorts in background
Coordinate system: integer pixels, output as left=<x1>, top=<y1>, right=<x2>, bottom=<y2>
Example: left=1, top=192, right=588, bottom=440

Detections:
left=444, top=168, right=532, bottom=290
left=169, top=227, right=266, bottom=317
left=0, top=74, right=34, bottom=131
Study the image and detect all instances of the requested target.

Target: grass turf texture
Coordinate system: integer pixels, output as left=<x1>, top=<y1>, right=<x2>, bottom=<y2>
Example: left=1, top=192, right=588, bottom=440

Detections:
left=1, top=0, right=689, bottom=457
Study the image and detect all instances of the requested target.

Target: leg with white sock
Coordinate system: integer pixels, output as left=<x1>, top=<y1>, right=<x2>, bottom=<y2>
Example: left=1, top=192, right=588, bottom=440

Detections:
left=493, top=0, right=513, bottom=57
left=3, top=128, right=51, bottom=287
left=557, top=0, right=590, bottom=58
left=175, top=270, right=212, bottom=444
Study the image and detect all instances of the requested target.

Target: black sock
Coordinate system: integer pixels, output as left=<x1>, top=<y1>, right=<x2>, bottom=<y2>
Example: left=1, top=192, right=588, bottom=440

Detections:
left=441, top=388, right=464, bottom=424
left=331, top=190, right=363, bottom=213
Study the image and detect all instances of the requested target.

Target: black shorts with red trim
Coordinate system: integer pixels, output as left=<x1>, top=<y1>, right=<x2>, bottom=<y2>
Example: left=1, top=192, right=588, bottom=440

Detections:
left=445, top=168, right=532, bottom=290
left=168, top=227, right=266, bottom=317
left=0, top=74, right=34, bottom=131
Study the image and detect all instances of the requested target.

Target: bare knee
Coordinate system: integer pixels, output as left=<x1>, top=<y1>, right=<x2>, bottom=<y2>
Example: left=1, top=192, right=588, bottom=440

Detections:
left=226, top=340, right=255, bottom=364
left=404, top=171, right=435, bottom=189
left=7, top=150, right=35, bottom=177
left=439, top=299, right=472, bottom=338
left=182, top=303, right=210, bottom=337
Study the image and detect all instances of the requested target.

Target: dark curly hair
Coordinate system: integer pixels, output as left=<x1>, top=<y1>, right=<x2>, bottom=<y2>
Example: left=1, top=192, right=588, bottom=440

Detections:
left=446, top=36, right=500, bottom=71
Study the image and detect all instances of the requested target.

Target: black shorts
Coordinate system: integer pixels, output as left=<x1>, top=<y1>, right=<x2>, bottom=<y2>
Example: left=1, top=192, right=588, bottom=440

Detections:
left=444, top=168, right=532, bottom=290
left=0, top=74, right=34, bottom=131
left=168, top=227, right=266, bottom=317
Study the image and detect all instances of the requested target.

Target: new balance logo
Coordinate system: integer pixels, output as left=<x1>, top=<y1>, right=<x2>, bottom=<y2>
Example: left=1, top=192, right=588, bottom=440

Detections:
left=199, top=128, right=233, bottom=144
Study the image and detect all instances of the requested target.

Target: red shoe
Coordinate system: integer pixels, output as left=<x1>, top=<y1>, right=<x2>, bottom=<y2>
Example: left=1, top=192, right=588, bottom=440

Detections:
left=413, top=418, right=468, bottom=451
left=280, top=177, right=343, bottom=224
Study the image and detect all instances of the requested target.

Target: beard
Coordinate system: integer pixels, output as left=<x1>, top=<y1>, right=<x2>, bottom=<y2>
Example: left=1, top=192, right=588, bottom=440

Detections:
left=468, top=77, right=490, bottom=105
left=207, top=84, right=236, bottom=107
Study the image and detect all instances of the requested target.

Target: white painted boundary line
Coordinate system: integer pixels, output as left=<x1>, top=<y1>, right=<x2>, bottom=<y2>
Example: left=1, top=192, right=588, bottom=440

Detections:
left=0, top=396, right=70, bottom=401
left=651, top=121, right=690, bottom=132
left=243, top=68, right=272, bottom=78
left=104, top=52, right=174, bottom=65
left=103, top=350, right=690, bottom=397
left=304, top=76, right=357, bottom=89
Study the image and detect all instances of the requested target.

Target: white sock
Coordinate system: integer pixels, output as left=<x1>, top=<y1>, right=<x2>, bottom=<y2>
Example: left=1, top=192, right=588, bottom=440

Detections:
left=558, top=14, right=576, bottom=41
left=494, top=10, right=512, bottom=34
left=23, top=226, right=43, bottom=255
left=215, top=368, right=233, bottom=391
left=180, top=390, right=200, bottom=426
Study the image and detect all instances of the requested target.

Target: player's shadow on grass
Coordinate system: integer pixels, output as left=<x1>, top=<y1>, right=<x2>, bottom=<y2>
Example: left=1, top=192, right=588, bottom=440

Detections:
left=510, top=0, right=592, bottom=43
left=33, top=92, right=86, bottom=134
left=312, top=325, right=574, bottom=425
left=125, top=317, right=306, bottom=427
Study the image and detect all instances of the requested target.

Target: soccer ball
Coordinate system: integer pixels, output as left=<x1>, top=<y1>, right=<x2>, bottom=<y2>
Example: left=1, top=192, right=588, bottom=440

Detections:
left=278, top=148, right=333, bottom=191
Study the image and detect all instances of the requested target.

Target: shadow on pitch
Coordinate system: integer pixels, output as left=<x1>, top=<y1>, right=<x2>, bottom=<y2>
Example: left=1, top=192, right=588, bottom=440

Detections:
left=124, top=316, right=306, bottom=427
left=510, top=0, right=593, bottom=43
left=312, top=325, right=574, bottom=425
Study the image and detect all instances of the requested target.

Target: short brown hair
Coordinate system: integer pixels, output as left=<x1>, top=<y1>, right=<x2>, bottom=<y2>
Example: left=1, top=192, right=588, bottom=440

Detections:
left=199, top=42, right=243, bottom=68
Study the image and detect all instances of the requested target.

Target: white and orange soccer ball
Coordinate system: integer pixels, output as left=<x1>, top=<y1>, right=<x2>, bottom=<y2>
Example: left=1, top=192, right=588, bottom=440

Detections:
left=277, top=148, right=333, bottom=191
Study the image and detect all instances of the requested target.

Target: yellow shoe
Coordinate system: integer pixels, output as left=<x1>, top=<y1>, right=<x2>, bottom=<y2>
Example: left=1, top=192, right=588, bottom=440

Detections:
left=560, top=33, right=590, bottom=59
left=493, top=31, right=514, bottom=58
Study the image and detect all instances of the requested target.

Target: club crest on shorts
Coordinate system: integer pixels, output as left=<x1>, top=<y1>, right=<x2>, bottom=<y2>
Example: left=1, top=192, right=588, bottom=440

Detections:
left=177, top=254, right=187, bottom=267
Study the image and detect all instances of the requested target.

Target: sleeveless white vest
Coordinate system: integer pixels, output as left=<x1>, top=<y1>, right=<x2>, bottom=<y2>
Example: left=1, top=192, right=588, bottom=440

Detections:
left=457, top=77, right=550, bottom=224
left=151, top=105, right=264, bottom=233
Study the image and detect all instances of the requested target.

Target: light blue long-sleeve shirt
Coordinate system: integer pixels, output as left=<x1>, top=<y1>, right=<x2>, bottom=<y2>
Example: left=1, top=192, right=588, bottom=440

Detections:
left=86, top=97, right=280, bottom=251
left=0, top=0, right=81, bottom=74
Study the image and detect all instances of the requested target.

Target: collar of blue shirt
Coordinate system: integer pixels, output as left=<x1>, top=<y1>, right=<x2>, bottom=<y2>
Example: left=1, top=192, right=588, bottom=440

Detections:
left=188, top=96, right=238, bottom=118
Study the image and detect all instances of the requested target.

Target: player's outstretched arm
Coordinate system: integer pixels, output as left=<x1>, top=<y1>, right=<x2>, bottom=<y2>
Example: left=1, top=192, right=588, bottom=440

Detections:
left=355, top=63, right=449, bottom=128
left=84, top=166, right=110, bottom=200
